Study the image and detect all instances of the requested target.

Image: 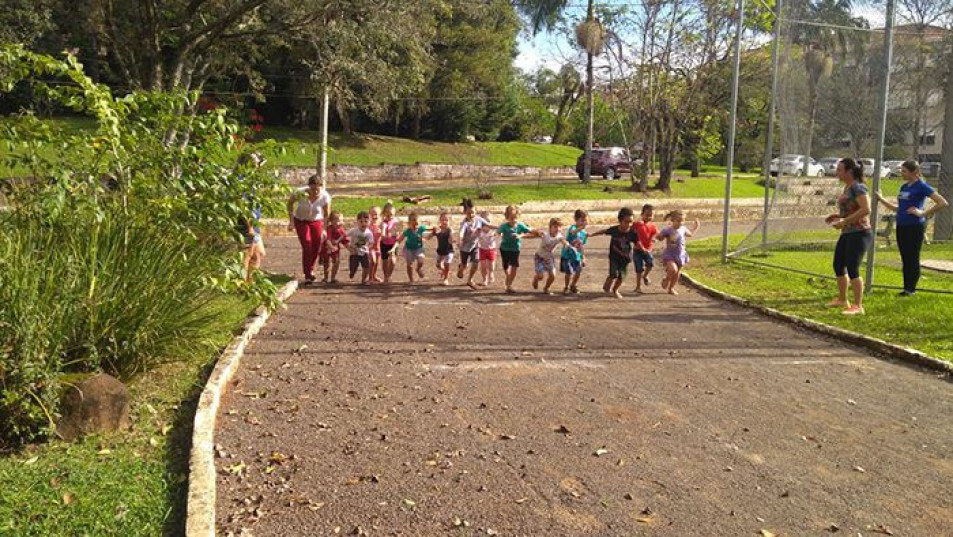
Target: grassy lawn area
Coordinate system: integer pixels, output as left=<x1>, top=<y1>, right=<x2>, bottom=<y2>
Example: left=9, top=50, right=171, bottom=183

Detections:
left=688, top=236, right=953, bottom=362
left=0, top=278, right=286, bottom=536
left=325, top=178, right=769, bottom=217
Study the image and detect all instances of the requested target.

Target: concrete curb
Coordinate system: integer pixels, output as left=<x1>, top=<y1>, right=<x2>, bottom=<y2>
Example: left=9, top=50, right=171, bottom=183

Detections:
left=185, top=280, right=299, bottom=537
left=680, top=273, right=952, bottom=377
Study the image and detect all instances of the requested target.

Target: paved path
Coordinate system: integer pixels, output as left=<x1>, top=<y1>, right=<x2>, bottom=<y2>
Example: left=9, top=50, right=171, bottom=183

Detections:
left=215, top=237, right=952, bottom=536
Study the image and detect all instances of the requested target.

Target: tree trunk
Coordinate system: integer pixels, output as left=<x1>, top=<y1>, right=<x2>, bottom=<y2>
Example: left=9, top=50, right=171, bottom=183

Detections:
left=934, top=46, right=953, bottom=241
left=690, top=152, right=700, bottom=178
left=336, top=101, right=352, bottom=135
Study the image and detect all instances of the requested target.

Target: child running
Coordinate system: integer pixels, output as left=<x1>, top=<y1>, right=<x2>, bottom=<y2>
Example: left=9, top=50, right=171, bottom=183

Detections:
left=656, top=210, right=699, bottom=295
left=346, top=211, right=374, bottom=285
left=530, top=218, right=568, bottom=295
left=560, top=209, right=589, bottom=294
left=476, top=210, right=499, bottom=287
left=632, top=204, right=658, bottom=294
left=368, top=205, right=383, bottom=283
left=590, top=207, right=638, bottom=299
left=398, top=212, right=427, bottom=284
left=498, top=206, right=532, bottom=294
left=321, top=211, right=347, bottom=283
left=379, top=201, right=400, bottom=284
left=430, top=212, right=455, bottom=286
left=457, top=198, right=491, bottom=289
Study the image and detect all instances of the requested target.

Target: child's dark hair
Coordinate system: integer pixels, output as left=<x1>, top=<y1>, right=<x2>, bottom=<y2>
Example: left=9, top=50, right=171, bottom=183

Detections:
left=307, top=174, right=321, bottom=186
left=574, top=209, right=588, bottom=220
left=617, top=207, right=634, bottom=221
left=408, top=211, right=419, bottom=221
left=641, top=203, right=654, bottom=214
left=356, top=210, right=369, bottom=220
left=549, top=217, right=563, bottom=228
left=328, top=210, right=341, bottom=221
left=383, top=200, right=394, bottom=213
left=664, top=209, right=684, bottom=221
left=461, top=197, right=474, bottom=210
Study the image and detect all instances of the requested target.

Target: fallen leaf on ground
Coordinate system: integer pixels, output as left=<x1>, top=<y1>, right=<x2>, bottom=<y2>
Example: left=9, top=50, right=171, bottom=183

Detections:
left=97, top=449, right=111, bottom=455
left=23, top=456, right=39, bottom=465
left=555, top=425, right=571, bottom=434
left=594, top=447, right=610, bottom=457
left=62, top=493, right=74, bottom=505
left=226, top=461, right=246, bottom=475
left=760, top=530, right=776, bottom=537
left=853, top=466, right=866, bottom=473
left=515, top=497, right=529, bottom=504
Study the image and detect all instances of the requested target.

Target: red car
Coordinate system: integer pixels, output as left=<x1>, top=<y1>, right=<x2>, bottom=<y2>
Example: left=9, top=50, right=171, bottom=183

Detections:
left=576, top=147, right=633, bottom=180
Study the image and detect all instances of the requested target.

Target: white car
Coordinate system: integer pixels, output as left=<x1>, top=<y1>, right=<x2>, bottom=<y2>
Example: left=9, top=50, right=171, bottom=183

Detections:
left=859, top=158, right=890, bottom=179
left=769, top=154, right=825, bottom=177
left=884, top=160, right=904, bottom=177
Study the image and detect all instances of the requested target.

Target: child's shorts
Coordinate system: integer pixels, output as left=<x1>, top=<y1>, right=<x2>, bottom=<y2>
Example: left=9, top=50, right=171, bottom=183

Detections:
left=501, top=250, right=520, bottom=270
left=437, top=252, right=455, bottom=266
left=244, top=231, right=263, bottom=247
left=633, top=249, right=654, bottom=273
left=534, top=254, right=556, bottom=274
left=460, top=249, right=479, bottom=266
left=609, top=256, right=630, bottom=279
left=479, top=248, right=497, bottom=262
left=349, top=254, right=369, bottom=274
left=560, top=256, right=582, bottom=274
left=403, top=247, right=425, bottom=263
left=380, top=242, right=396, bottom=260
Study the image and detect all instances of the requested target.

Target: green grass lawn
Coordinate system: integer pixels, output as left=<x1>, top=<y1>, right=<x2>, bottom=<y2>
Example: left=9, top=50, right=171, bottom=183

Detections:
left=688, top=236, right=953, bottom=362
left=322, top=177, right=769, bottom=218
left=0, top=278, right=287, bottom=536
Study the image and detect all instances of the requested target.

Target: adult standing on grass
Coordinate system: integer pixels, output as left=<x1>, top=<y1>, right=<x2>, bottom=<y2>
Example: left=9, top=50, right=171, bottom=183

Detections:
left=287, top=175, right=332, bottom=284
left=825, top=157, right=872, bottom=315
left=873, top=160, right=949, bottom=296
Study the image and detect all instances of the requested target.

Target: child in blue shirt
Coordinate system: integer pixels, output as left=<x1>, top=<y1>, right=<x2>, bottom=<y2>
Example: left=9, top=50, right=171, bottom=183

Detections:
left=560, top=209, right=589, bottom=294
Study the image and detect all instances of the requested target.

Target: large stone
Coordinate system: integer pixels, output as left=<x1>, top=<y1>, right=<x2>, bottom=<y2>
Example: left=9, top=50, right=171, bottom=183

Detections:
left=56, top=373, right=131, bottom=441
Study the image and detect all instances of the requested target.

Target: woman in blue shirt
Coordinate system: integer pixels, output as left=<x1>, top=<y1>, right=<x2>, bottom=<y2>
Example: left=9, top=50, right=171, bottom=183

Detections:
left=874, top=160, right=949, bottom=296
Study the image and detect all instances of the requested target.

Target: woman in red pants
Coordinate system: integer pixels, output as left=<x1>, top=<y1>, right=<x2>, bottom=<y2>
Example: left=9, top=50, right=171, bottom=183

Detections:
left=287, top=175, right=332, bottom=283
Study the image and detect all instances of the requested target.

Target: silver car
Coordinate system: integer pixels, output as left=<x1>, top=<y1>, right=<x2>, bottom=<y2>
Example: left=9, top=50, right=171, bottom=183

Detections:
left=859, top=158, right=890, bottom=179
left=884, top=160, right=904, bottom=177
left=818, top=157, right=842, bottom=176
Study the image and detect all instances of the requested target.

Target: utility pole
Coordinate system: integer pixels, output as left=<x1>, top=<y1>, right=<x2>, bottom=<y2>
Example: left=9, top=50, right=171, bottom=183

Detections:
left=583, top=0, right=595, bottom=184
left=865, top=0, right=895, bottom=291
left=721, top=0, right=745, bottom=262
left=761, top=0, right=783, bottom=247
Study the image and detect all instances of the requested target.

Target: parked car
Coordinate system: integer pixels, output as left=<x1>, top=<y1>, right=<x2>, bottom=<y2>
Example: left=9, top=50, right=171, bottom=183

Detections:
left=769, top=154, right=824, bottom=177
left=920, top=161, right=942, bottom=178
left=859, top=158, right=890, bottom=179
left=576, top=146, right=632, bottom=180
left=532, top=135, right=553, bottom=144
left=884, top=160, right=904, bottom=177
left=818, top=157, right=842, bottom=177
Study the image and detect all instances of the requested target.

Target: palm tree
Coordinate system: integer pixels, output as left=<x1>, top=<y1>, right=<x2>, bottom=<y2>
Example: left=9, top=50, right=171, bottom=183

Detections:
left=518, top=0, right=603, bottom=182
left=790, top=0, right=869, bottom=174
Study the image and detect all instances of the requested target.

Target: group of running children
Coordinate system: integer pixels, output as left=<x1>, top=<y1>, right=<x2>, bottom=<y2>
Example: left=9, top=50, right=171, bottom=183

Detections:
left=317, top=199, right=699, bottom=298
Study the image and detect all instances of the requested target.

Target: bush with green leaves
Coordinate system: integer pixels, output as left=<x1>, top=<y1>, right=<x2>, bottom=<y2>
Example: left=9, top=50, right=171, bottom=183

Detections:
left=0, top=45, right=284, bottom=446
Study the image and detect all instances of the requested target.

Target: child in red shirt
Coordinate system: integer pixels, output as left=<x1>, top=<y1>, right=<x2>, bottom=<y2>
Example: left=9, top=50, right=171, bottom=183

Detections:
left=321, top=211, right=348, bottom=283
left=632, top=204, right=658, bottom=294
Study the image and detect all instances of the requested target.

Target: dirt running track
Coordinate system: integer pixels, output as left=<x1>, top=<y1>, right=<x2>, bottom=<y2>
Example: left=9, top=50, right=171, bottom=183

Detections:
left=215, top=236, right=952, bottom=536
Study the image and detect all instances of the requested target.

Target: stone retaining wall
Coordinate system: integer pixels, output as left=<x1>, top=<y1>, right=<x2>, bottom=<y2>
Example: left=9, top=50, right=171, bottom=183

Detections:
left=282, top=164, right=576, bottom=185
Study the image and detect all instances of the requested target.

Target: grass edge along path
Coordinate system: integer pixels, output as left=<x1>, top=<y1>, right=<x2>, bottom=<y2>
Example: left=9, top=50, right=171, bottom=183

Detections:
left=0, top=276, right=289, bottom=536
left=687, top=237, right=953, bottom=363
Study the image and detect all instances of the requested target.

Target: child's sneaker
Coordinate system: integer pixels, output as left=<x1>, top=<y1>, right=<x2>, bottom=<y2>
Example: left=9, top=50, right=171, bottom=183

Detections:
left=643, top=276, right=650, bottom=286
left=842, top=305, right=864, bottom=316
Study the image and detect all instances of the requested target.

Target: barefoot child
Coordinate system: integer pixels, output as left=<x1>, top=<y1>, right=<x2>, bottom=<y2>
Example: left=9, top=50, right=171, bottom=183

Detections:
left=530, top=218, right=567, bottom=295
left=368, top=205, right=383, bottom=283
left=589, top=207, right=638, bottom=299
left=560, top=209, right=589, bottom=294
left=321, top=211, right=347, bottom=283
left=398, top=212, right=427, bottom=284
left=457, top=198, right=491, bottom=289
left=477, top=210, right=500, bottom=286
left=632, top=204, right=658, bottom=294
left=379, top=202, right=400, bottom=283
left=346, top=211, right=374, bottom=284
left=498, top=205, right=532, bottom=293
left=430, top=212, right=455, bottom=285
left=656, top=210, right=699, bottom=295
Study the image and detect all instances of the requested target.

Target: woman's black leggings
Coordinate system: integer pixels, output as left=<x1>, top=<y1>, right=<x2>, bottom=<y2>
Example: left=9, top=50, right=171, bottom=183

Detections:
left=833, top=230, right=873, bottom=280
left=896, top=223, right=925, bottom=292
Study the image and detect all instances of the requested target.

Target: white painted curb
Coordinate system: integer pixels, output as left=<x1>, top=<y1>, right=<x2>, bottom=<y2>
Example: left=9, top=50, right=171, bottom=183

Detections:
left=681, top=273, right=952, bottom=376
left=185, top=280, right=299, bottom=537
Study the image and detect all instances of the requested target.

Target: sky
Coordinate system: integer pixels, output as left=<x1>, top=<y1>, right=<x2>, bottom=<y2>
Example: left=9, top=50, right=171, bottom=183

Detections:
left=515, top=3, right=892, bottom=74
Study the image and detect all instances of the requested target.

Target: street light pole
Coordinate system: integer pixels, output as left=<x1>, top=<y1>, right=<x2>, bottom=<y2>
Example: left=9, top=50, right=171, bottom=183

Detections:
left=721, top=0, right=745, bottom=262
